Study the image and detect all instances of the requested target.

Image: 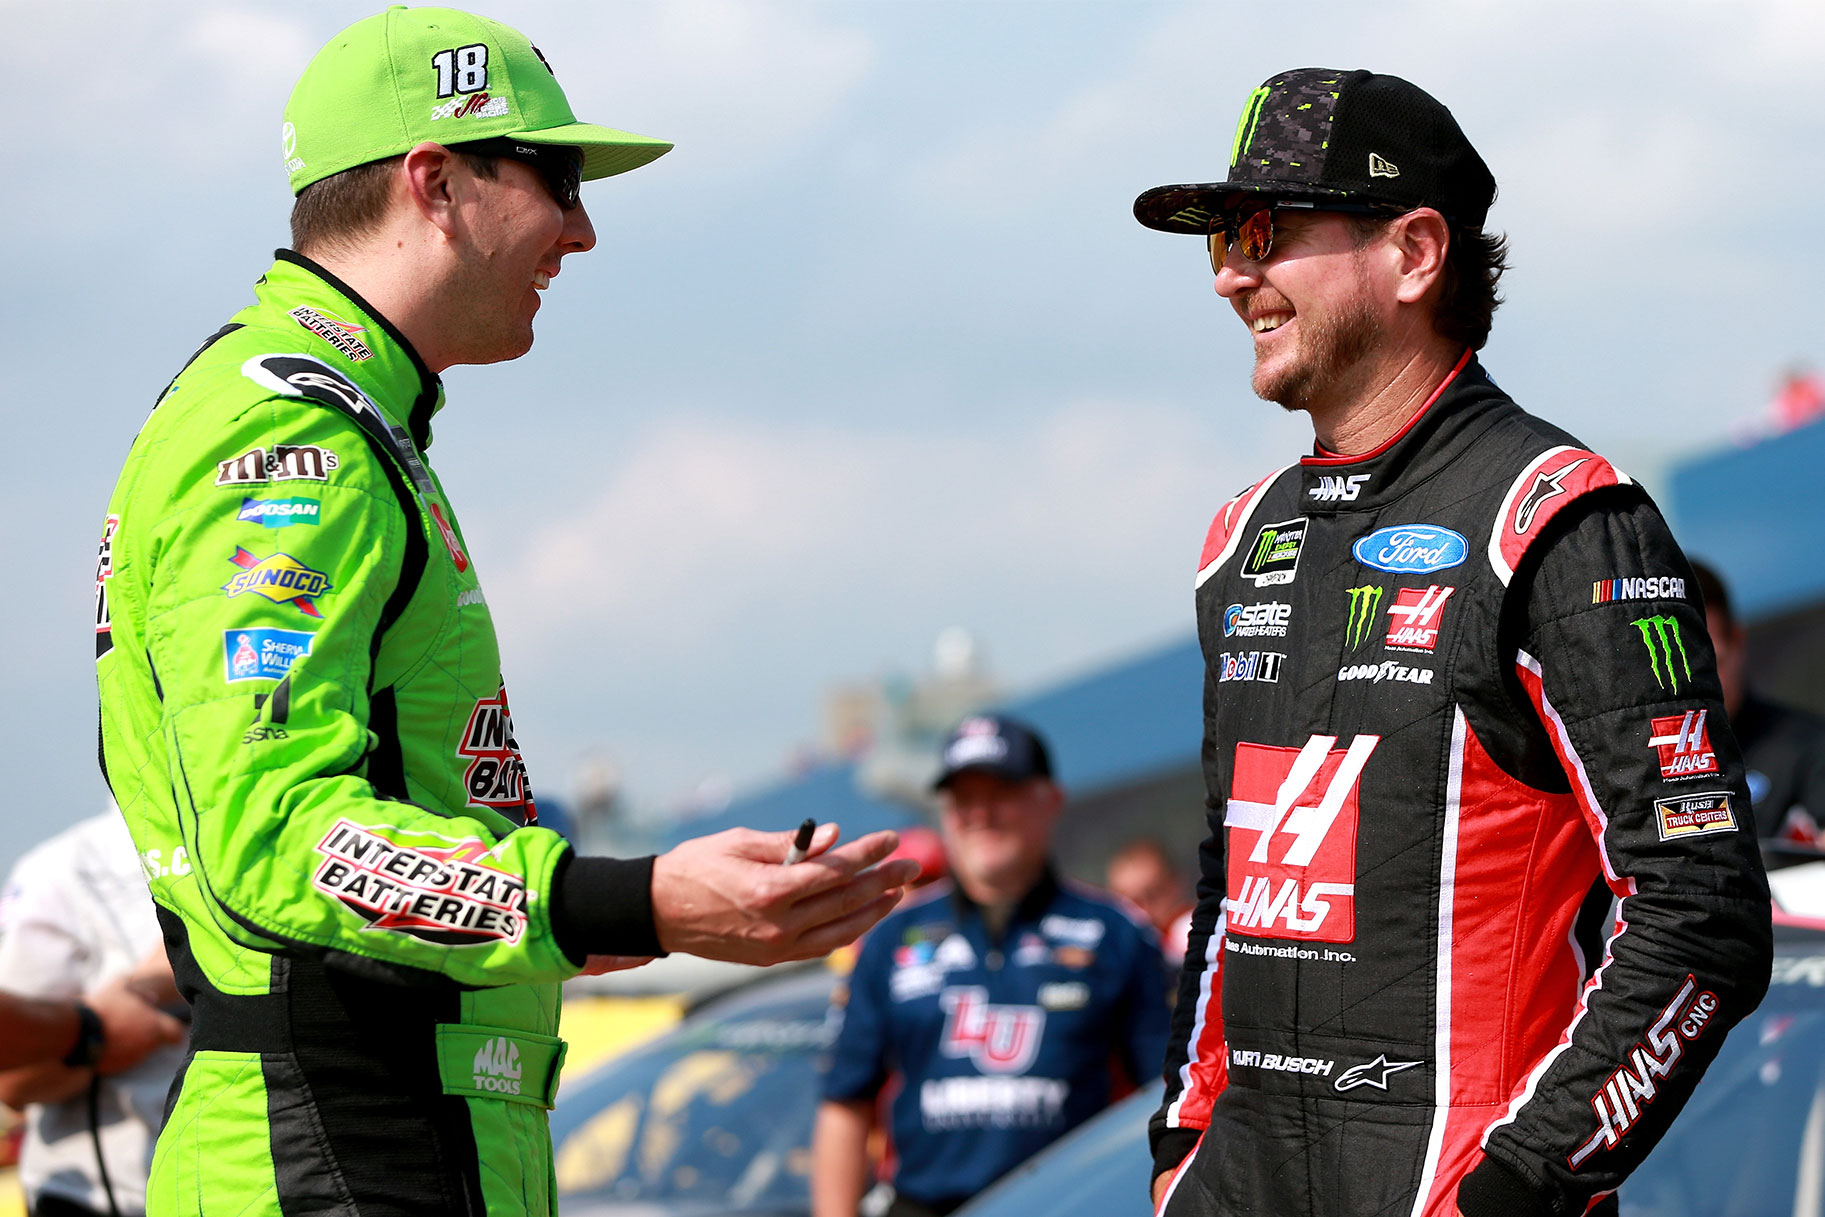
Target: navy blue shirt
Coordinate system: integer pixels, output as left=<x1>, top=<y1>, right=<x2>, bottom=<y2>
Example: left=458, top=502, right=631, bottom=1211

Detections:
left=822, top=870, right=1169, bottom=1206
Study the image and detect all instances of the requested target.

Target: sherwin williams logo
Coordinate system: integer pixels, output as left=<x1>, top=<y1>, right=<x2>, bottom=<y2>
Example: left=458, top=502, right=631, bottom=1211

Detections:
left=1353, top=525, right=1468, bottom=574
left=238, top=497, right=321, bottom=528
left=1632, top=615, right=1691, bottom=692
left=1344, top=586, right=1383, bottom=650
left=222, top=548, right=332, bottom=617
left=223, top=628, right=314, bottom=682
left=473, top=1037, right=523, bottom=1095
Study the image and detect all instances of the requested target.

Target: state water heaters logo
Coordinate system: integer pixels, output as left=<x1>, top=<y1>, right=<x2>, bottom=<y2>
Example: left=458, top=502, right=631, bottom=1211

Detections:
left=223, top=628, right=314, bottom=683
left=457, top=684, right=537, bottom=820
left=1384, top=585, right=1454, bottom=652
left=311, top=820, right=527, bottom=945
left=1224, top=734, right=1379, bottom=943
left=1241, top=518, right=1308, bottom=587
left=1224, top=601, right=1291, bottom=638
left=222, top=549, right=333, bottom=618
left=238, top=497, right=321, bottom=529
left=938, top=986, right=1046, bottom=1074
left=1648, top=710, right=1719, bottom=780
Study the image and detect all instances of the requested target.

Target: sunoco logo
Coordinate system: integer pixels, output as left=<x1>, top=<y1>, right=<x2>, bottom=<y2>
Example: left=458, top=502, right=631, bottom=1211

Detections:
left=1632, top=615, right=1691, bottom=693
left=1344, top=586, right=1383, bottom=650
left=473, top=1036, right=522, bottom=1095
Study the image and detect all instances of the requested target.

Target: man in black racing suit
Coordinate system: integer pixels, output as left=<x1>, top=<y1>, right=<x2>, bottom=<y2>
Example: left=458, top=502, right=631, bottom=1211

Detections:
left=1132, top=69, right=1772, bottom=1217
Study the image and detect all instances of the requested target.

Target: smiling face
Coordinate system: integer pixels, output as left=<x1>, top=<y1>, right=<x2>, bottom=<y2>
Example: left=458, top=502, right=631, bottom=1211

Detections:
left=1215, top=203, right=1388, bottom=414
left=441, top=156, right=596, bottom=365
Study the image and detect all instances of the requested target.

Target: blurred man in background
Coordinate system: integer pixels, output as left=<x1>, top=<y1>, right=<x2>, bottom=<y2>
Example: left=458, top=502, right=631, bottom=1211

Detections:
left=1134, top=68, right=1770, bottom=1217
left=0, top=808, right=188, bottom=1217
left=812, top=715, right=1169, bottom=1217
left=1106, top=837, right=1193, bottom=964
left=1691, top=561, right=1825, bottom=850
left=93, top=8, right=916, bottom=1215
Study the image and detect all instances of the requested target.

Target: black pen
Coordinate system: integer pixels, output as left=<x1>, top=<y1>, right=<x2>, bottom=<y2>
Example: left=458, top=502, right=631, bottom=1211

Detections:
left=783, top=817, right=817, bottom=865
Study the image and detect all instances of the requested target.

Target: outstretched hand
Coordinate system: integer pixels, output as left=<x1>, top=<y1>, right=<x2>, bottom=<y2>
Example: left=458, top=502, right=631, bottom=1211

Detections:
left=651, top=824, right=920, bottom=965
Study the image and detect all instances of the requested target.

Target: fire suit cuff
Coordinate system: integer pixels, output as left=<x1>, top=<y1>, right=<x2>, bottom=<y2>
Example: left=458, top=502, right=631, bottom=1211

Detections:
left=1457, top=1155, right=1559, bottom=1217
left=551, top=852, right=665, bottom=963
left=1150, top=1127, right=1202, bottom=1184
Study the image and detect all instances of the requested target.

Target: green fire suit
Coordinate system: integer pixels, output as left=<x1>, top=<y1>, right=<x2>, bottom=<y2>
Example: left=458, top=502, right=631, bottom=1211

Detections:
left=95, top=252, right=651, bottom=1216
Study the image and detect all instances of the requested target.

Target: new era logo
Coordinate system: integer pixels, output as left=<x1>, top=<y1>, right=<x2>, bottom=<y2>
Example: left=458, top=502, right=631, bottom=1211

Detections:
left=1369, top=153, right=1400, bottom=178
left=1648, top=710, right=1719, bottom=780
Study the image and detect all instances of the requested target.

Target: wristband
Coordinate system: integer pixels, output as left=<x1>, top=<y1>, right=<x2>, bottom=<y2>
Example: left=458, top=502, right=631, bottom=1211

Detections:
left=62, top=1002, right=105, bottom=1068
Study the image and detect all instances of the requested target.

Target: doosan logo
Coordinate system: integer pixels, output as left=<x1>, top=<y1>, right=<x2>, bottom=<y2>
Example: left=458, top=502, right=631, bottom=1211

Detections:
left=473, top=1036, right=522, bottom=1095
left=1353, top=524, right=1468, bottom=574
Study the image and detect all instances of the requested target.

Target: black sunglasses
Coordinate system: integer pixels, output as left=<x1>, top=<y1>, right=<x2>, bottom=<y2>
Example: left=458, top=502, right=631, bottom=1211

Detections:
left=1207, top=198, right=1409, bottom=272
left=452, top=138, right=582, bottom=211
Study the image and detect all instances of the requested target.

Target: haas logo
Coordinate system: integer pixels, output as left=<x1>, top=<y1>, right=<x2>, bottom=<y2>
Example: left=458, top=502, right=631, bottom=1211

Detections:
left=1225, top=735, right=1378, bottom=942
left=939, top=987, right=1045, bottom=1074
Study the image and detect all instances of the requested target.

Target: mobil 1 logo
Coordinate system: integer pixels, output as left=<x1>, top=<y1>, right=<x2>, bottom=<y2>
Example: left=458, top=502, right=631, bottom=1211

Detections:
left=1242, top=517, right=1308, bottom=587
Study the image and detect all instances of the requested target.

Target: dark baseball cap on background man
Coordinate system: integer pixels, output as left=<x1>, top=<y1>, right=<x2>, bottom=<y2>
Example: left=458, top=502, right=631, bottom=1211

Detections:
left=932, top=714, right=1054, bottom=791
left=281, top=5, right=672, bottom=194
left=1133, top=68, right=1495, bottom=235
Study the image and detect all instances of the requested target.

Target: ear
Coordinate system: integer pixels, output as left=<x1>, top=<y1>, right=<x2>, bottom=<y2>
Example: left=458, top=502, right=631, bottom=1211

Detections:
left=1388, top=207, right=1451, bottom=306
left=400, top=141, right=464, bottom=237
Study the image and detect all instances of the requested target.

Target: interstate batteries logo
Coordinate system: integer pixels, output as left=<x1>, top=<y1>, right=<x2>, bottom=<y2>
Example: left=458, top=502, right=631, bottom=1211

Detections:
left=222, top=549, right=332, bottom=617
left=238, top=497, right=320, bottom=528
left=311, top=820, right=527, bottom=945
left=458, top=685, right=537, bottom=819
left=1241, top=518, right=1307, bottom=587
left=288, top=306, right=373, bottom=362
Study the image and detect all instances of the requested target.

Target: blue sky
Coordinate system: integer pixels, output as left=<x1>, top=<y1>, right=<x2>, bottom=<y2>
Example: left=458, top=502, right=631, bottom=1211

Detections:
left=5, top=0, right=1823, bottom=867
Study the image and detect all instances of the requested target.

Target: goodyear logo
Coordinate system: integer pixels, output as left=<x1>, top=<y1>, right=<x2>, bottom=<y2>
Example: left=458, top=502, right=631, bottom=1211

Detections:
left=223, top=548, right=332, bottom=618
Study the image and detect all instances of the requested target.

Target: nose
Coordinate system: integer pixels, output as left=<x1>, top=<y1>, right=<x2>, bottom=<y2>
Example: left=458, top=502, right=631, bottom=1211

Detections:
left=1213, top=241, right=1260, bottom=299
left=562, top=200, right=596, bottom=254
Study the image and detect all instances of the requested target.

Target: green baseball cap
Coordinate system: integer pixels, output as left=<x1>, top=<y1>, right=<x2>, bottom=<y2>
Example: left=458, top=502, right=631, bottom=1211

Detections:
left=282, top=5, right=672, bottom=195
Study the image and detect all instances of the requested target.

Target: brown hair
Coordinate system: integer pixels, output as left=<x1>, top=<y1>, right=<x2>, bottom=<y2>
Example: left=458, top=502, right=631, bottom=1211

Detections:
left=1352, top=213, right=1509, bottom=351
left=289, top=151, right=499, bottom=255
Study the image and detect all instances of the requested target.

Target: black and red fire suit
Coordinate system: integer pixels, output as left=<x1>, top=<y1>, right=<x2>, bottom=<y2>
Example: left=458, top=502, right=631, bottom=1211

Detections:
left=1152, top=352, right=1773, bottom=1217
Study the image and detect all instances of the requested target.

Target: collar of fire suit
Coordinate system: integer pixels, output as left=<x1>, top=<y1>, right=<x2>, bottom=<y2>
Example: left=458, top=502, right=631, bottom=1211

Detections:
left=257, top=250, right=446, bottom=451
left=948, top=864, right=1061, bottom=941
left=1296, top=347, right=1506, bottom=513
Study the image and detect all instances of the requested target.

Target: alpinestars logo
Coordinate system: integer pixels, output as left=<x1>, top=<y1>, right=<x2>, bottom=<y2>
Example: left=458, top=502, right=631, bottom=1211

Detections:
left=1632, top=615, right=1691, bottom=693
left=1225, top=735, right=1379, bottom=942
left=1570, top=976, right=1718, bottom=1170
left=1308, top=474, right=1369, bottom=503
left=1649, top=710, right=1718, bottom=780
left=1333, top=1054, right=1423, bottom=1092
left=473, top=1037, right=523, bottom=1095
left=1385, top=585, right=1455, bottom=652
left=939, top=986, right=1046, bottom=1074
left=1344, top=586, right=1383, bottom=650
left=94, top=515, right=118, bottom=660
left=458, top=684, right=538, bottom=821
left=1514, top=458, right=1589, bottom=534
left=311, top=820, right=528, bottom=945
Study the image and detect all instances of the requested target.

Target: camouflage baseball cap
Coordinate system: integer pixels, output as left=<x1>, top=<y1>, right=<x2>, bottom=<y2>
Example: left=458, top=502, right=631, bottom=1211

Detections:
left=282, top=6, right=672, bottom=195
left=1134, top=69, right=1495, bottom=235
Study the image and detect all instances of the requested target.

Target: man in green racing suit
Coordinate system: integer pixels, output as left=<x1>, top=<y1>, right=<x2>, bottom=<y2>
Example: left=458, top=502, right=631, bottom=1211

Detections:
left=94, top=9, right=918, bottom=1215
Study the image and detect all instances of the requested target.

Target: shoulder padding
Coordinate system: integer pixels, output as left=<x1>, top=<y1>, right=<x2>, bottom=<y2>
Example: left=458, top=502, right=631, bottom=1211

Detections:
left=1197, top=465, right=1295, bottom=589
left=1487, top=445, right=1633, bottom=586
left=240, top=353, right=436, bottom=496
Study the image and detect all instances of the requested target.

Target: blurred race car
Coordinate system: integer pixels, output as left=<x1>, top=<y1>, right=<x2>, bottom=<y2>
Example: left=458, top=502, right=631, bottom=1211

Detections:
left=553, top=966, right=839, bottom=1217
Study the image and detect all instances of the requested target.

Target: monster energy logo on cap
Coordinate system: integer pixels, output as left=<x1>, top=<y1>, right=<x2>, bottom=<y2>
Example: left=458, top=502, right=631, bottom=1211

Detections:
left=1632, top=615, right=1691, bottom=693
left=1242, top=517, right=1309, bottom=587
left=1345, top=586, right=1384, bottom=650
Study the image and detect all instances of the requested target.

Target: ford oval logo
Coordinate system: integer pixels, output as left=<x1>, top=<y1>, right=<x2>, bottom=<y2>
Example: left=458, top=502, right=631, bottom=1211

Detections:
left=1353, top=524, right=1468, bottom=574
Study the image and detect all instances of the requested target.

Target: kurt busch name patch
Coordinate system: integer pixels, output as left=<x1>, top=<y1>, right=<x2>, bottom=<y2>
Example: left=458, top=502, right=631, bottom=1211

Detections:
left=312, top=820, right=527, bottom=945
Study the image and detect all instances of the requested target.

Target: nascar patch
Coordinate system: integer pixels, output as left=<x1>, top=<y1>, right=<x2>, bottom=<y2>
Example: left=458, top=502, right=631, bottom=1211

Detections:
left=1653, top=792, right=1737, bottom=841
